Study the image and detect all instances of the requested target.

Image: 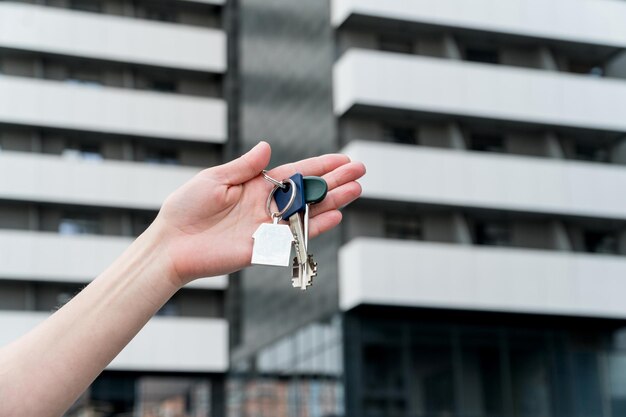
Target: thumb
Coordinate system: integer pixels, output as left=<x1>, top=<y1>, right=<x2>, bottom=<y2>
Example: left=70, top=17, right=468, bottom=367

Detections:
left=215, top=141, right=271, bottom=185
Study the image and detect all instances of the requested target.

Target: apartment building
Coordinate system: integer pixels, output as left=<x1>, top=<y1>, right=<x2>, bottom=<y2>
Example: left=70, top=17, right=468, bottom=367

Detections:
left=3, top=0, right=626, bottom=416
left=230, top=0, right=626, bottom=416
left=0, top=0, right=228, bottom=415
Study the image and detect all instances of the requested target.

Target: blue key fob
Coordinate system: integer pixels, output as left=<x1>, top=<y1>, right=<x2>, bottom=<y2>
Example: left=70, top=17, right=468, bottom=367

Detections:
left=274, top=173, right=305, bottom=220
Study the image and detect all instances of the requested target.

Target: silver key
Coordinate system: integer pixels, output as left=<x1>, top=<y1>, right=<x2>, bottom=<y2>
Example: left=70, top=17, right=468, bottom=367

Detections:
left=302, top=204, right=319, bottom=287
left=304, top=204, right=310, bottom=251
left=291, top=255, right=317, bottom=287
left=294, top=255, right=317, bottom=288
left=289, top=212, right=313, bottom=290
left=305, top=254, right=317, bottom=286
left=291, top=256, right=302, bottom=288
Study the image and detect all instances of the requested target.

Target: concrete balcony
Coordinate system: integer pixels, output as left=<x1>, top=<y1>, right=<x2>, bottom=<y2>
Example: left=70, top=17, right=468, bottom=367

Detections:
left=0, top=2, right=225, bottom=72
left=334, top=49, right=626, bottom=133
left=0, top=75, right=226, bottom=142
left=0, top=230, right=227, bottom=290
left=0, top=311, right=228, bottom=372
left=332, top=0, right=626, bottom=49
left=342, top=140, right=626, bottom=220
left=340, top=238, right=626, bottom=319
left=0, top=151, right=199, bottom=210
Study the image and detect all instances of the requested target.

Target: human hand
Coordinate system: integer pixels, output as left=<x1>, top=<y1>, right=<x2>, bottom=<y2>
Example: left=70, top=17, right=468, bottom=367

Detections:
left=151, top=141, right=365, bottom=287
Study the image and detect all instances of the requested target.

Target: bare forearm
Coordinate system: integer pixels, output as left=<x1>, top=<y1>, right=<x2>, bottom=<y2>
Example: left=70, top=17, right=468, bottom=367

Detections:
left=0, top=225, right=179, bottom=417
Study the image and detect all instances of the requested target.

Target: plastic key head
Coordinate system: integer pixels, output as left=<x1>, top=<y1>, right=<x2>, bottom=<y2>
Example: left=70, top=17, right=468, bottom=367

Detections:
left=303, top=176, right=328, bottom=204
left=274, top=173, right=306, bottom=220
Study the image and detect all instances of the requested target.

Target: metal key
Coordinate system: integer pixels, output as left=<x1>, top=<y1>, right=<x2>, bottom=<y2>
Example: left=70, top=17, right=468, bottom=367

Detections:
left=301, top=176, right=327, bottom=287
left=293, top=254, right=318, bottom=287
left=275, top=174, right=328, bottom=291
left=305, top=254, right=318, bottom=286
left=289, top=212, right=313, bottom=290
left=274, top=174, right=314, bottom=289
left=291, top=256, right=301, bottom=288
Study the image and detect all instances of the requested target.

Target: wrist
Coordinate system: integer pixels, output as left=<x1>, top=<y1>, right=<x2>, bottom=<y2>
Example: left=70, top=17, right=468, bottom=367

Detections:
left=133, top=220, right=184, bottom=292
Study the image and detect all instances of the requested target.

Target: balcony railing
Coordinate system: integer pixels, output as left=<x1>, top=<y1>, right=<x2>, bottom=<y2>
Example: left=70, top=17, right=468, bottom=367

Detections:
left=0, top=75, right=227, bottom=142
left=332, top=0, right=626, bottom=49
left=340, top=237, right=626, bottom=319
left=334, top=49, right=626, bottom=133
left=0, top=311, right=228, bottom=371
left=342, top=140, right=626, bottom=220
left=0, top=2, right=226, bottom=72
left=0, top=230, right=227, bottom=289
left=0, top=151, right=198, bottom=210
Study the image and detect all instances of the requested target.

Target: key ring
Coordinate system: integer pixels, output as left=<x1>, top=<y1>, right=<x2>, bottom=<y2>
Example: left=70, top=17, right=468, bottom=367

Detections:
left=262, top=170, right=286, bottom=189
left=266, top=178, right=296, bottom=219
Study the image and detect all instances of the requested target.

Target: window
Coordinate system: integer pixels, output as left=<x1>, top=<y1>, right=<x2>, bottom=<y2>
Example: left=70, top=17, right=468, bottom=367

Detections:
left=59, top=213, right=101, bottom=235
left=35, top=283, right=82, bottom=311
left=383, top=125, right=418, bottom=145
left=385, top=213, right=423, bottom=241
left=379, top=36, right=414, bottom=54
left=465, top=46, right=500, bottom=64
left=470, top=132, right=505, bottom=153
left=156, top=300, right=179, bottom=316
left=411, top=329, right=455, bottom=417
left=460, top=330, right=504, bottom=416
left=66, top=68, right=103, bottom=87
left=144, top=8, right=178, bottom=23
left=149, top=79, right=177, bottom=93
left=69, top=0, right=101, bottom=13
left=87, top=375, right=214, bottom=417
left=474, top=220, right=511, bottom=246
left=583, top=230, right=618, bottom=254
left=145, top=148, right=180, bottom=165
left=63, top=143, right=103, bottom=162
left=132, top=213, right=157, bottom=236
left=570, top=61, right=604, bottom=77
left=508, top=333, right=553, bottom=417
left=0, top=281, right=82, bottom=312
left=575, top=142, right=609, bottom=163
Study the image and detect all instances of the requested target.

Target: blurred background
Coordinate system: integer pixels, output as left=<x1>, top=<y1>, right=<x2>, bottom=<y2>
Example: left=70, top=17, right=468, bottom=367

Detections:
left=1, top=0, right=626, bottom=416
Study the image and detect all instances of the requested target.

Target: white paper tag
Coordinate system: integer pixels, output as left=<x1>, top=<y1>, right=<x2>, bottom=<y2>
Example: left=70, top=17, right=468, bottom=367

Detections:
left=251, top=223, right=294, bottom=266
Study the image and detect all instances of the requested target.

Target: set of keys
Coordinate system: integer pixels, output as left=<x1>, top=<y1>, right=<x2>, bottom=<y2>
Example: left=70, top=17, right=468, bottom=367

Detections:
left=251, top=171, right=328, bottom=290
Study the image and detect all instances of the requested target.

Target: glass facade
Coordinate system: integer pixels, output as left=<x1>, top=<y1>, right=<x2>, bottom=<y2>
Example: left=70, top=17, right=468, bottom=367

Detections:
left=64, top=372, right=225, bottom=417
left=227, top=307, right=626, bottom=417
left=344, top=307, right=626, bottom=417
left=228, top=316, right=344, bottom=417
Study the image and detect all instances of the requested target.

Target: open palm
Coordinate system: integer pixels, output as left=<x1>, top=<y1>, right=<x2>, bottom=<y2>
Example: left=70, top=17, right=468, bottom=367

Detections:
left=152, top=142, right=365, bottom=286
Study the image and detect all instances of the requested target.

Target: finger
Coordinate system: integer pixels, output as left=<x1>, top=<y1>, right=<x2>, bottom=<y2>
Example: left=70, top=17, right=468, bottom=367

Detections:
left=310, top=181, right=362, bottom=217
left=213, top=141, right=271, bottom=185
left=266, top=154, right=351, bottom=180
left=321, top=161, right=366, bottom=191
left=308, top=210, right=343, bottom=239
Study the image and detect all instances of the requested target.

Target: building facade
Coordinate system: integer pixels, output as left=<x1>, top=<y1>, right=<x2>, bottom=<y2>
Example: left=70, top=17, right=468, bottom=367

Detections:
left=3, top=0, right=626, bottom=416
left=0, top=0, right=229, bottom=415
left=231, top=0, right=626, bottom=417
